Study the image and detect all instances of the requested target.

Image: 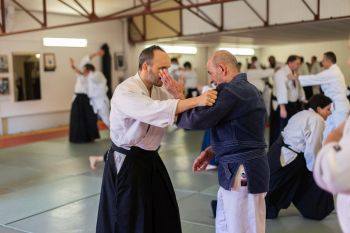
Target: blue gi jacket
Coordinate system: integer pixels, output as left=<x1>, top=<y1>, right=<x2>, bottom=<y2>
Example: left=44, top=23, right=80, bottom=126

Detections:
left=177, top=73, right=269, bottom=193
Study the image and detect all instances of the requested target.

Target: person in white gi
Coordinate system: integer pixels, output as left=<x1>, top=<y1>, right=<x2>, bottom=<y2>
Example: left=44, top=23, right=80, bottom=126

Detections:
left=270, top=55, right=306, bottom=146
left=291, top=51, right=350, bottom=139
left=247, top=68, right=274, bottom=116
left=72, top=50, right=110, bottom=127
left=96, top=45, right=217, bottom=233
left=268, top=55, right=283, bottom=72
left=183, top=61, right=199, bottom=98
left=168, top=57, right=180, bottom=81
left=274, top=55, right=306, bottom=119
left=266, top=94, right=334, bottom=220
left=313, top=46, right=350, bottom=233
left=69, top=50, right=109, bottom=143
left=313, top=116, right=350, bottom=233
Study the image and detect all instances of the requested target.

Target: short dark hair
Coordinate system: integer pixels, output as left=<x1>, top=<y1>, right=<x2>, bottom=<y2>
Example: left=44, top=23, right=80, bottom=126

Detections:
left=324, top=51, right=337, bottom=64
left=84, top=63, right=95, bottom=72
left=183, top=61, right=192, bottom=69
left=307, top=94, right=332, bottom=111
left=286, top=55, right=300, bottom=64
left=138, top=45, right=165, bottom=70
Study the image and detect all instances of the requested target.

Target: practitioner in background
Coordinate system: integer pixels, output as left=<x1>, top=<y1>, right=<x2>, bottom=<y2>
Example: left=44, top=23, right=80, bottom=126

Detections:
left=266, top=94, right=334, bottom=220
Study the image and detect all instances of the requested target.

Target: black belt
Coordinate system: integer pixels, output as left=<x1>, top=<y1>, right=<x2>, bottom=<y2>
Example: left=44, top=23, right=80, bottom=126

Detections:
left=282, top=138, right=302, bottom=156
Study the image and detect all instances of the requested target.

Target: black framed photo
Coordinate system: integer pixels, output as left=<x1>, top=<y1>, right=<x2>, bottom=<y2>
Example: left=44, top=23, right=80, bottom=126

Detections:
left=114, top=52, right=126, bottom=70
left=0, top=77, right=9, bottom=95
left=43, top=53, right=56, bottom=71
left=0, top=55, right=9, bottom=73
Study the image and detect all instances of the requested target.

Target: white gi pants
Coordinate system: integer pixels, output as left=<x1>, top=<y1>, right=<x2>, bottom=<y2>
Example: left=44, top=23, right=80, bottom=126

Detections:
left=216, top=165, right=266, bottom=233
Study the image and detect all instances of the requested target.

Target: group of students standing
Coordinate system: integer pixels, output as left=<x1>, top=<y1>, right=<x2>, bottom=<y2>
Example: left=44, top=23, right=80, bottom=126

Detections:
left=260, top=51, right=350, bottom=232
left=68, top=44, right=350, bottom=233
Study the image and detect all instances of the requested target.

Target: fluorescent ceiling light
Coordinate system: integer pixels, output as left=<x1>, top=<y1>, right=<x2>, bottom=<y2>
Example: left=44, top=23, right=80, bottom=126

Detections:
left=219, top=47, right=255, bottom=56
left=43, top=37, right=88, bottom=47
left=145, top=45, right=197, bottom=54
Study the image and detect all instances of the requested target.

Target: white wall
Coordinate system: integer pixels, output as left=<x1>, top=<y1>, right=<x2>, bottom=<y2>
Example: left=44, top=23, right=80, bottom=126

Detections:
left=128, top=43, right=209, bottom=85
left=260, top=40, right=350, bottom=83
left=0, top=13, right=126, bottom=135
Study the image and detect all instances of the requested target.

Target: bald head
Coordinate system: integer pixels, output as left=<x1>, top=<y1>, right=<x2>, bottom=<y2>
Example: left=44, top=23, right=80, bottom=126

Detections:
left=211, top=50, right=239, bottom=71
left=207, top=50, right=240, bottom=85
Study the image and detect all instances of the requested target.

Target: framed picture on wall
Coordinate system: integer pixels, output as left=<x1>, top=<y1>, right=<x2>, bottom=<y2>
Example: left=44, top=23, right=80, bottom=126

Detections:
left=0, top=77, right=10, bottom=95
left=114, top=52, right=126, bottom=70
left=0, top=55, right=9, bottom=73
left=43, top=53, right=56, bottom=71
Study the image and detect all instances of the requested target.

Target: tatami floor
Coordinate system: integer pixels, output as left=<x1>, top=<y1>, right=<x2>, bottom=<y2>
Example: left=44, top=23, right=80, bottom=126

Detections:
left=0, top=127, right=342, bottom=233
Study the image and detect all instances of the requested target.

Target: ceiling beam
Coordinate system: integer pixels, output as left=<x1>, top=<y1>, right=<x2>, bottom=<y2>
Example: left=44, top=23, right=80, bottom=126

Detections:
left=0, top=0, right=348, bottom=41
left=12, top=0, right=44, bottom=27
left=301, top=0, right=319, bottom=20
left=73, top=0, right=90, bottom=16
left=242, top=0, right=268, bottom=26
left=57, top=0, right=89, bottom=18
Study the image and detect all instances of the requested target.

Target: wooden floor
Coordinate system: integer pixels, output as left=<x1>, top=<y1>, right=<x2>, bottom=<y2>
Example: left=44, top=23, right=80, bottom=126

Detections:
left=0, top=122, right=107, bottom=148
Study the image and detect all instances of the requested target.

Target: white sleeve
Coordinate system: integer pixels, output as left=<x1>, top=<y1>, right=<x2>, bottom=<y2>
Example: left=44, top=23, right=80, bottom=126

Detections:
left=274, top=72, right=288, bottom=104
left=299, top=69, right=333, bottom=87
left=313, top=138, right=350, bottom=194
left=247, top=69, right=274, bottom=80
left=87, top=72, right=107, bottom=98
left=304, top=117, right=324, bottom=171
left=90, top=71, right=106, bottom=83
left=114, top=88, right=179, bottom=128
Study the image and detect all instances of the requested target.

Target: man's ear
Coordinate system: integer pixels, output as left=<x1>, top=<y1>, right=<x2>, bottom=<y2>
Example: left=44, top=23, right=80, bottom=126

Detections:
left=219, top=64, right=227, bottom=75
left=316, top=106, right=321, bottom=114
left=142, top=62, right=148, bottom=72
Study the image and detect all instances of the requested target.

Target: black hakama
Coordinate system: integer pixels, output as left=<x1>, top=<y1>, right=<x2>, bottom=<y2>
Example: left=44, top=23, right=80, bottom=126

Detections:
left=265, top=136, right=334, bottom=220
left=269, top=100, right=302, bottom=146
left=96, top=145, right=182, bottom=233
left=69, top=93, right=100, bottom=143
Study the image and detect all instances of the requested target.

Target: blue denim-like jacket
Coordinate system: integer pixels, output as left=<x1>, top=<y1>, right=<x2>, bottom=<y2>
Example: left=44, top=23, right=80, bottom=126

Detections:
left=177, top=73, right=270, bottom=193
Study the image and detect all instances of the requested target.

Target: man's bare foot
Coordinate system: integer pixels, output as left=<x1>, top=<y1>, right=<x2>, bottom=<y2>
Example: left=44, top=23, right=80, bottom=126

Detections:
left=89, top=155, right=103, bottom=170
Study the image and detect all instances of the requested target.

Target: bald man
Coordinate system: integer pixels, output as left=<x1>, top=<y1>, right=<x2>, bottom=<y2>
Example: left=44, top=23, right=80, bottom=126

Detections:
left=169, top=50, right=269, bottom=233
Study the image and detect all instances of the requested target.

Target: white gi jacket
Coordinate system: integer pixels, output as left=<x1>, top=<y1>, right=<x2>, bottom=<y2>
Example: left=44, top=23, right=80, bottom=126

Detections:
left=281, top=109, right=325, bottom=171
left=78, top=55, right=110, bottom=126
left=73, top=74, right=88, bottom=94
left=299, top=64, right=350, bottom=136
left=184, top=70, right=198, bottom=89
left=247, top=68, right=274, bottom=92
left=314, top=116, right=350, bottom=233
left=274, top=65, right=305, bottom=105
left=110, top=73, right=179, bottom=150
left=168, top=63, right=180, bottom=81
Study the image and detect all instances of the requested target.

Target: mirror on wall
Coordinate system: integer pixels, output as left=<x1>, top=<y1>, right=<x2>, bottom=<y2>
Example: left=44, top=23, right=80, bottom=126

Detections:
left=12, top=53, right=41, bottom=101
